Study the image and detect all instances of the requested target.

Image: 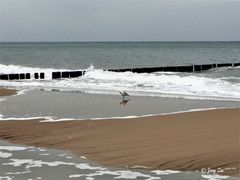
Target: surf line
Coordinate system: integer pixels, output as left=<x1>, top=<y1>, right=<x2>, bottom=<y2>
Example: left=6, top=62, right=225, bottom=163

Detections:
left=0, top=62, right=239, bottom=80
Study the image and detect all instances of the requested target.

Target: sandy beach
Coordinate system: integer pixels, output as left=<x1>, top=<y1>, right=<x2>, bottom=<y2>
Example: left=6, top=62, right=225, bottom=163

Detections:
left=0, top=88, right=17, bottom=97
left=0, top=89, right=239, bottom=177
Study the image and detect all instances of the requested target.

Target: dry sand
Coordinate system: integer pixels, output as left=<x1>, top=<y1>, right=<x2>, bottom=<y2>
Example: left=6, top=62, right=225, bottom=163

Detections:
left=0, top=108, right=239, bottom=176
left=0, top=88, right=17, bottom=96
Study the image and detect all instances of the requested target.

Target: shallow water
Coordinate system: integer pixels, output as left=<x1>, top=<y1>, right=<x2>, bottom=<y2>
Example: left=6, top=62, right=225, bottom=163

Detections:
left=0, top=140, right=238, bottom=180
left=0, top=89, right=239, bottom=120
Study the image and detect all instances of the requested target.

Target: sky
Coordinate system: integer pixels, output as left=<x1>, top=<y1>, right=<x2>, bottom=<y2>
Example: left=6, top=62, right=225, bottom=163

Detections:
left=0, top=0, right=240, bottom=42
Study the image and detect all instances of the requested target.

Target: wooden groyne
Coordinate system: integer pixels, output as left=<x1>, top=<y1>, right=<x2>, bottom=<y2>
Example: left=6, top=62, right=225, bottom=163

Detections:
left=108, top=63, right=240, bottom=73
left=0, top=73, right=31, bottom=80
left=0, top=63, right=239, bottom=80
left=52, top=71, right=85, bottom=79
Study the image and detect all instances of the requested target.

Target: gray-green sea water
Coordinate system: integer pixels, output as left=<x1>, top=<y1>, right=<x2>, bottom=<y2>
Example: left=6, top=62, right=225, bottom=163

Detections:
left=1, top=42, right=240, bottom=69
left=0, top=42, right=240, bottom=102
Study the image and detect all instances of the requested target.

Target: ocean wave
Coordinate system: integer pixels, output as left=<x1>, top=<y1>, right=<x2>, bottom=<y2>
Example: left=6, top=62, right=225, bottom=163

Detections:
left=207, top=65, right=240, bottom=72
left=0, top=64, right=240, bottom=101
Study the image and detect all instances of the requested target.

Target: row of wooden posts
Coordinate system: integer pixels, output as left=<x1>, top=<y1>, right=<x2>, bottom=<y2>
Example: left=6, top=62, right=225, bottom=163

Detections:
left=0, top=73, right=44, bottom=80
left=0, top=63, right=239, bottom=80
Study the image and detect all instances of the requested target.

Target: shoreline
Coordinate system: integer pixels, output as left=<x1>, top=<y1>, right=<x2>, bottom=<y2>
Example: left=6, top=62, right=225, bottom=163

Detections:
left=0, top=108, right=239, bottom=177
left=0, top=88, right=17, bottom=97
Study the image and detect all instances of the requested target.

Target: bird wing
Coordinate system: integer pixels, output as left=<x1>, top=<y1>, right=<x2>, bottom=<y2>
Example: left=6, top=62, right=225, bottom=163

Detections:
left=123, top=91, right=130, bottom=96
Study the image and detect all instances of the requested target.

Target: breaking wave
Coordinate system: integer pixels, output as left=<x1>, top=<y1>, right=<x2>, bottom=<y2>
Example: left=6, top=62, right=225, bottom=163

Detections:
left=0, top=64, right=240, bottom=101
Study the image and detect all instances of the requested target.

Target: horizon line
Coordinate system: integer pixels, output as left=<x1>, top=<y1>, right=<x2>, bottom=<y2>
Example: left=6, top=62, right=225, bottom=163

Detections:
left=1, top=40, right=240, bottom=43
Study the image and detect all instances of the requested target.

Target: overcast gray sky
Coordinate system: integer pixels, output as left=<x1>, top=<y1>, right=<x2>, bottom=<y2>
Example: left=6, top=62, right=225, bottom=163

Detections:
left=0, top=0, right=240, bottom=42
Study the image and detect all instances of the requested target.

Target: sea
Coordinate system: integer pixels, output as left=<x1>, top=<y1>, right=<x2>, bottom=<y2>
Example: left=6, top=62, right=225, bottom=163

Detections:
left=0, top=42, right=239, bottom=180
left=0, top=42, right=240, bottom=101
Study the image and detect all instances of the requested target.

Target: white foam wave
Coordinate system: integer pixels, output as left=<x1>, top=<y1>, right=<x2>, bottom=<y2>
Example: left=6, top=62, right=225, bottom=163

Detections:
left=0, top=146, right=27, bottom=151
left=0, top=151, right=12, bottom=158
left=0, top=107, right=232, bottom=122
left=0, top=64, right=240, bottom=101
left=0, top=98, right=6, bottom=102
left=0, top=176, right=12, bottom=180
left=69, top=171, right=161, bottom=179
left=5, top=171, right=31, bottom=175
left=201, top=174, right=229, bottom=180
left=0, top=116, right=52, bottom=121
left=221, top=77, right=240, bottom=80
left=152, top=170, right=180, bottom=175
left=4, top=158, right=160, bottom=180
left=43, top=107, right=237, bottom=122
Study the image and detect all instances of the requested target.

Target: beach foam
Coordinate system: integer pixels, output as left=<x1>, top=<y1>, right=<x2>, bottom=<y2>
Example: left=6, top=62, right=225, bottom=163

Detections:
left=152, top=170, right=180, bottom=175
left=0, top=151, right=12, bottom=158
left=0, top=176, right=13, bottom=180
left=3, top=158, right=161, bottom=180
left=40, top=107, right=237, bottom=122
left=201, top=174, right=230, bottom=180
left=0, top=64, right=239, bottom=101
left=0, top=98, right=6, bottom=102
left=0, top=146, right=27, bottom=151
left=0, top=107, right=236, bottom=122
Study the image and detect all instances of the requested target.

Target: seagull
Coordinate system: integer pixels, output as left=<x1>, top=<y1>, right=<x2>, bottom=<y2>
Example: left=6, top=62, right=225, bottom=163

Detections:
left=119, top=91, right=130, bottom=99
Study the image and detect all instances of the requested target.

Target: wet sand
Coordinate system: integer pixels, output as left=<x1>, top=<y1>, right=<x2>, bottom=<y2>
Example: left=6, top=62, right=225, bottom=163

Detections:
left=0, top=88, right=17, bottom=97
left=0, top=108, right=239, bottom=176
